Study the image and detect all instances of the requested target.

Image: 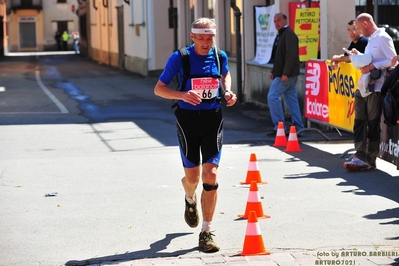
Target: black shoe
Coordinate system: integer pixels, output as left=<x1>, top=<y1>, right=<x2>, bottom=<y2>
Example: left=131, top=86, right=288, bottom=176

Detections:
left=199, top=231, right=220, bottom=252
left=266, top=130, right=277, bottom=136
left=184, top=196, right=199, bottom=228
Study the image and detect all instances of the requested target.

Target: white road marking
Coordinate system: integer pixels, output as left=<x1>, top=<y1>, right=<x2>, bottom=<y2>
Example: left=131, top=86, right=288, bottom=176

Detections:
left=0, top=112, right=65, bottom=115
left=35, top=68, right=69, bottom=114
left=6, top=51, right=75, bottom=56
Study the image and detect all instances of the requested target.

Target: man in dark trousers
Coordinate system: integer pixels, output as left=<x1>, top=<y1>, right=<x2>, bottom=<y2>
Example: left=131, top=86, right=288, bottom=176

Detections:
left=343, top=13, right=396, bottom=171
left=54, top=31, right=61, bottom=51
left=153, top=17, right=237, bottom=252
left=267, top=13, right=304, bottom=136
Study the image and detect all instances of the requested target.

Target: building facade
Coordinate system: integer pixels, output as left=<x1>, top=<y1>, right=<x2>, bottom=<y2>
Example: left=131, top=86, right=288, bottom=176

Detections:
left=0, top=0, right=5, bottom=56
left=6, top=0, right=80, bottom=52
left=2, top=0, right=397, bottom=107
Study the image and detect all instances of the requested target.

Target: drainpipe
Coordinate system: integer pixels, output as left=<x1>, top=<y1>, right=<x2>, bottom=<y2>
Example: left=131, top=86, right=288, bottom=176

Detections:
left=103, top=0, right=110, bottom=65
left=230, top=0, right=242, bottom=104
left=373, top=0, right=378, bottom=25
left=1, top=0, right=6, bottom=56
left=169, top=0, right=177, bottom=51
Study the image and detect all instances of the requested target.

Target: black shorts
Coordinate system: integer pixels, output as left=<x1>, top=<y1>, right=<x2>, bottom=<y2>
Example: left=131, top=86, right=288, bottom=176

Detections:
left=174, top=107, right=223, bottom=168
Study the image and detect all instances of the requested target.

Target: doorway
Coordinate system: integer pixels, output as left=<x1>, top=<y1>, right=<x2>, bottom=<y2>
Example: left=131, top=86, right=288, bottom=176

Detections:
left=19, top=21, right=36, bottom=49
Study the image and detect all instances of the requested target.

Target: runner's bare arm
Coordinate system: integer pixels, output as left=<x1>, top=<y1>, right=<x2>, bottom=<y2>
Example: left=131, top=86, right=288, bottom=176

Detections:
left=220, top=72, right=237, bottom=107
left=154, top=80, right=202, bottom=106
left=220, top=72, right=232, bottom=93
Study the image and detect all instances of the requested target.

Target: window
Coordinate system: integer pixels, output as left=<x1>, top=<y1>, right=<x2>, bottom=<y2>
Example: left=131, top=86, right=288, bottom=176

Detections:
left=129, top=1, right=134, bottom=24
left=185, top=0, right=195, bottom=44
left=21, top=0, right=32, bottom=6
left=57, top=21, right=68, bottom=34
left=101, top=0, right=112, bottom=25
left=181, top=0, right=216, bottom=45
left=103, top=0, right=112, bottom=26
left=90, top=0, right=97, bottom=24
left=108, top=3, right=112, bottom=26
left=225, top=0, right=274, bottom=56
left=203, top=0, right=215, bottom=18
left=225, top=0, right=242, bottom=56
left=129, top=0, right=144, bottom=25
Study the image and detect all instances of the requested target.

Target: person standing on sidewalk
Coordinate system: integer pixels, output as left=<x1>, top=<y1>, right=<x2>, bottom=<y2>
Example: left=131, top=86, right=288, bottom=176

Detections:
left=330, top=19, right=368, bottom=69
left=343, top=13, right=396, bottom=172
left=61, top=31, right=69, bottom=51
left=54, top=31, right=62, bottom=51
left=153, top=17, right=237, bottom=252
left=71, top=31, right=80, bottom=54
left=267, top=13, right=304, bottom=137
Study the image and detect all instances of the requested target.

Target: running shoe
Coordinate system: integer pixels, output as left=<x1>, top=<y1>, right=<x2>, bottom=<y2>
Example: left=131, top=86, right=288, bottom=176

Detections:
left=343, top=157, right=371, bottom=172
left=184, top=195, right=199, bottom=228
left=199, top=231, right=220, bottom=252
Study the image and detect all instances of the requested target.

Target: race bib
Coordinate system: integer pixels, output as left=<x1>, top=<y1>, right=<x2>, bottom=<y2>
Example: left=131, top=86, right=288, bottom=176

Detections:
left=191, top=77, right=219, bottom=99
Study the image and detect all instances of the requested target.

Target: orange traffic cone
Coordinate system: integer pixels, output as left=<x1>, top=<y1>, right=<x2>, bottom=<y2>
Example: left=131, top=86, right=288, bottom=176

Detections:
left=238, top=181, right=270, bottom=219
left=241, top=211, right=270, bottom=256
left=273, top=121, right=286, bottom=147
left=285, top=126, right=302, bottom=152
left=240, top=153, right=267, bottom=185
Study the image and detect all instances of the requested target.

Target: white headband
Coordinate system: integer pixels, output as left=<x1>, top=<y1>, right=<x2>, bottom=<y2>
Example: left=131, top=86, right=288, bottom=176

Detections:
left=191, top=28, right=216, bottom=34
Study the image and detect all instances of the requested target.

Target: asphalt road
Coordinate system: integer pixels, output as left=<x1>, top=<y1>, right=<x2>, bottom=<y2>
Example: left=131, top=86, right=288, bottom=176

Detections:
left=0, top=54, right=398, bottom=266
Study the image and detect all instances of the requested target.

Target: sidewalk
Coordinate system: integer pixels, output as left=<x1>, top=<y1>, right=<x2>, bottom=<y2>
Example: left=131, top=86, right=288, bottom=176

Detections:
left=91, top=246, right=399, bottom=266
left=221, top=102, right=356, bottom=143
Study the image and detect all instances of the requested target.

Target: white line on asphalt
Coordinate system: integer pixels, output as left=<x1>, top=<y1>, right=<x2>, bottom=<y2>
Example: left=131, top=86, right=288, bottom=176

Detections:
left=0, top=112, right=64, bottom=115
left=6, top=51, right=76, bottom=56
left=35, top=68, right=69, bottom=114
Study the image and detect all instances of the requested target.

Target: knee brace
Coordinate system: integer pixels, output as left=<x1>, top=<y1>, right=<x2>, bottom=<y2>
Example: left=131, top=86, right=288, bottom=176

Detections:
left=203, top=183, right=219, bottom=191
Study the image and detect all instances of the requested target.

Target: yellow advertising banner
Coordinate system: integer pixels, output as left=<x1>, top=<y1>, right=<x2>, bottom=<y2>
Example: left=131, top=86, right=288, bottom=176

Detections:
left=327, top=61, right=362, bottom=132
left=294, top=8, right=319, bottom=35
left=308, top=60, right=398, bottom=167
left=298, top=35, right=319, bottom=61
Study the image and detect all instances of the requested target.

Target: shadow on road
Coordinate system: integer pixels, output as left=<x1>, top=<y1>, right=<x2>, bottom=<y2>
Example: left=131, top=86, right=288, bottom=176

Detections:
left=281, top=142, right=399, bottom=242
left=65, top=232, right=196, bottom=266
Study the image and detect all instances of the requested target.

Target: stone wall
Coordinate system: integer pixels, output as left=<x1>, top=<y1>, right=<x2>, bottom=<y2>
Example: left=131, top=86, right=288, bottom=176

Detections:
left=244, top=61, right=306, bottom=117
